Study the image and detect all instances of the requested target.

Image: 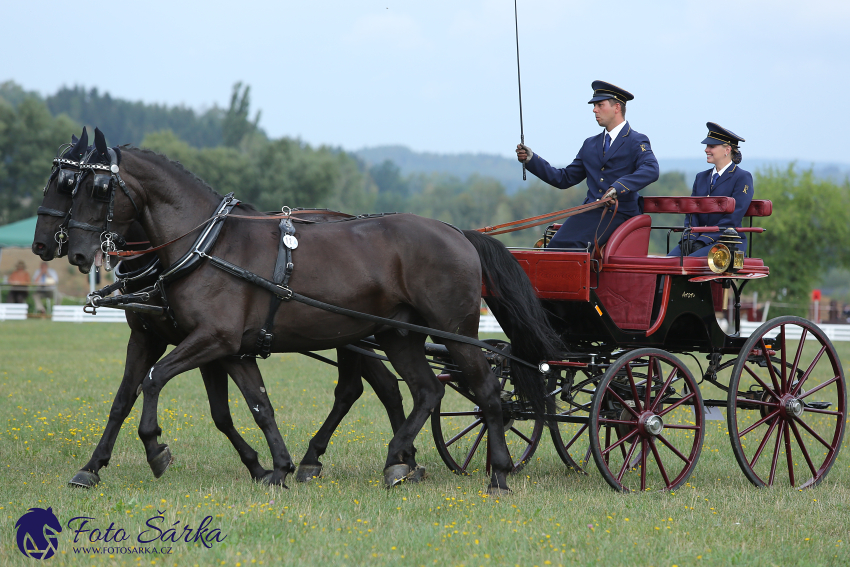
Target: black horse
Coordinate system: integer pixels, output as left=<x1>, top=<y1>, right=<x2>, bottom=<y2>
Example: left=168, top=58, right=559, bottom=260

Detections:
left=33, top=130, right=415, bottom=487
left=67, top=130, right=561, bottom=492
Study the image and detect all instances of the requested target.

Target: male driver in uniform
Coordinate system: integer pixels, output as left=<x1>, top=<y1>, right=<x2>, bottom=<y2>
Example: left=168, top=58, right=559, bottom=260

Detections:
left=515, top=81, right=659, bottom=250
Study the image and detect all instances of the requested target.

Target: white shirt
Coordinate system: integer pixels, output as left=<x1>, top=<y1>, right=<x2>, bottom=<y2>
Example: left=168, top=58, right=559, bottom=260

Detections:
left=603, top=120, right=627, bottom=149
left=713, top=160, right=733, bottom=177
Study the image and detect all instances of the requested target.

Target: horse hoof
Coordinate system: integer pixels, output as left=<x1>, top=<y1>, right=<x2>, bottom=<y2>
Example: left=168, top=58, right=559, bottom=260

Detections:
left=408, top=465, right=427, bottom=483
left=259, top=471, right=290, bottom=488
left=486, top=486, right=512, bottom=497
left=295, top=464, right=323, bottom=483
left=383, top=464, right=412, bottom=487
left=148, top=446, right=173, bottom=479
left=68, top=470, right=100, bottom=488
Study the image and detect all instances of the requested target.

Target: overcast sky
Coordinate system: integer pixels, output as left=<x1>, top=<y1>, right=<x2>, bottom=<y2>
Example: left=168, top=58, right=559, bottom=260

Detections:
left=4, top=0, right=848, bottom=164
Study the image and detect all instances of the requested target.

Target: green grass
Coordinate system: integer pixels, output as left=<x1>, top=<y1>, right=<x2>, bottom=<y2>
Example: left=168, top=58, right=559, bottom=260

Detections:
left=1, top=320, right=848, bottom=567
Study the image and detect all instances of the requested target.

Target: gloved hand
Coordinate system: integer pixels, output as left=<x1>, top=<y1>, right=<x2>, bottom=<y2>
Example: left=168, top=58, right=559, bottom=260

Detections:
left=516, top=144, right=533, bottom=164
left=603, top=187, right=617, bottom=201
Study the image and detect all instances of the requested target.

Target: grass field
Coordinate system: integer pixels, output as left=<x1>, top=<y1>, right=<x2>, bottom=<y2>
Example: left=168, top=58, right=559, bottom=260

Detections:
left=1, top=320, right=848, bottom=566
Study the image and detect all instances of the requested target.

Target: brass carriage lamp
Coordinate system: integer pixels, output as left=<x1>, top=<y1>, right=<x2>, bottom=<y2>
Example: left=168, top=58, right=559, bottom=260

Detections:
left=707, top=228, right=745, bottom=274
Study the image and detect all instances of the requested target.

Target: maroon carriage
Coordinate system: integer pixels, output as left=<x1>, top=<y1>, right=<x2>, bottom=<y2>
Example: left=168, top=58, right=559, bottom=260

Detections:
left=430, top=196, right=846, bottom=492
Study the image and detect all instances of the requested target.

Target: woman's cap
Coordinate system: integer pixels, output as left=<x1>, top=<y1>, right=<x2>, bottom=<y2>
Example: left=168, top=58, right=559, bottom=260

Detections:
left=588, top=81, right=634, bottom=104
left=702, top=122, right=745, bottom=146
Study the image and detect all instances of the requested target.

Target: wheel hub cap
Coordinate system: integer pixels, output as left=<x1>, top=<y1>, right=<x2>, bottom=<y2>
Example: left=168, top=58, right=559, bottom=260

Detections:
left=643, top=414, right=664, bottom=436
left=784, top=398, right=804, bottom=418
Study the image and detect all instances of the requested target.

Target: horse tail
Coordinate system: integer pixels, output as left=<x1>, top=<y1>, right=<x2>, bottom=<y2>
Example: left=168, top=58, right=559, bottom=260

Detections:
left=462, top=230, right=564, bottom=419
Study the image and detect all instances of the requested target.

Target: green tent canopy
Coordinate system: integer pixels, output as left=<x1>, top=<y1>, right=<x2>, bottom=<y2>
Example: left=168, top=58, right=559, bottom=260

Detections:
left=0, top=216, right=37, bottom=248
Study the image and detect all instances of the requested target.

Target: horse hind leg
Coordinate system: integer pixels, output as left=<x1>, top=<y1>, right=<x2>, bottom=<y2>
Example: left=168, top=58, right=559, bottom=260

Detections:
left=377, top=331, right=442, bottom=487
left=221, top=358, right=295, bottom=487
left=297, top=348, right=363, bottom=482
left=200, top=362, right=269, bottom=481
left=444, top=341, right=513, bottom=495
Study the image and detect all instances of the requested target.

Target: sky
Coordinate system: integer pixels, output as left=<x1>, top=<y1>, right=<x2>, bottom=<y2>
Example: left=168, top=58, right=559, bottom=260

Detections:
left=3, top=0, right=849, bottom=164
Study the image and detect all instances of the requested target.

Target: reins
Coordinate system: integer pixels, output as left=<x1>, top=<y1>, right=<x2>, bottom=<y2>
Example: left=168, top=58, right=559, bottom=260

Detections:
left=475, top=197, right=614, bottom=235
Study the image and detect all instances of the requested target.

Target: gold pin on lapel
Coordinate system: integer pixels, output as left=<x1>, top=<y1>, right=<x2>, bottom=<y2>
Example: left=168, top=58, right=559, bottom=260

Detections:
left=640, top=144, right=646, bottom=152
left=743, top=185, right=749, bottom=194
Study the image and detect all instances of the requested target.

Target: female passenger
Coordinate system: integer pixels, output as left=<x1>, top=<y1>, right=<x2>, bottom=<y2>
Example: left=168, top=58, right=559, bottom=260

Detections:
left=669, top=123, right=754, bottom=257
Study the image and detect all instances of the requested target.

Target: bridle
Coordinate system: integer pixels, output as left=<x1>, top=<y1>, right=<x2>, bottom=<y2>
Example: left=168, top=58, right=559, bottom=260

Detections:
left=68, top=146, right=141, bottom=271
left=37, top=144, right=84, bottom=255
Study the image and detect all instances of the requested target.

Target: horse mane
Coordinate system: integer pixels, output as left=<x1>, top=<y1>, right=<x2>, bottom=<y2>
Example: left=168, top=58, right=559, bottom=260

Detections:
left=121, top=145, right=261, bottom=213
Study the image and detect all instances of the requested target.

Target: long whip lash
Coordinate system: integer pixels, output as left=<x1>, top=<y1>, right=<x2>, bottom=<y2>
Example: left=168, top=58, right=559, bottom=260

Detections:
left=514, top=0, right=526, bottom=180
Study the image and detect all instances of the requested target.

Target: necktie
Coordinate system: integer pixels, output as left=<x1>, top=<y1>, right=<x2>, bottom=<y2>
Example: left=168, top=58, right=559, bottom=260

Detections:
left=710, top=172, right=719, bottom=194
left=603, top=133, right=611, bottom=154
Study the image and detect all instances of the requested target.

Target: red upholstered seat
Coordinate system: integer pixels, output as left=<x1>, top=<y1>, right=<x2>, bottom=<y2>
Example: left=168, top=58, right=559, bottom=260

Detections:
left=643, top=196, right=735, bottom=215
left=602, top=214, right=651, bottom=263
left=745, top=200, right=772, bottom=217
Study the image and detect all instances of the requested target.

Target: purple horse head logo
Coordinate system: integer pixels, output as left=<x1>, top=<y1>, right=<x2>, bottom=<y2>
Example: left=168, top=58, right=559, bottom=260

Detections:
left=15, top=507, right=62, bottom=559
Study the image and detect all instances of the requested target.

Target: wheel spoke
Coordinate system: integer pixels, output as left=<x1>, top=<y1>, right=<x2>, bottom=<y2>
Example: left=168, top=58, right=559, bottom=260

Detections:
left=440, top=411, right=483, bottom=418
left=734, top=397, right=779, bottom=409
left=657, top=392, right=696, bottom=417
left=738, top=409, right=780, bottom=438
left=605, top=388, right=641, bottom=419
left=791, top=345, right=827, bottom=397
left=445, top=419, right=483, bottom=448
left=767, top=420, right=785, bottom=486
left=793, top=414, right=835, bottom=451
left=625, top=364, right=643, bottom=413
left=661, top=424, right=700, bottom=431
left=648, top=437, right=672, bottom=488
left=748, top=417, right=779, bottom=470
left=650, top=366, right=680, bottom=413
left=743, top=364, right=780, bottom=401
left=461, top=424, right=487, bottom=470
left=798, top=376, right=840, bottom=400
left=640, top=439, right=648, bottom=491
left=616, top=437, right=640, bottom=482
left=788, top=419, right=818, bottom=477
left=655, top=433, right=691, bottom=464
left=598, top=418, right=638, bottom=425
left=601, top=428, right=639, bottom=456
left=562, top=422, right=588, bottom=450
left=779, top=325, right=788, bottom=394
left=783, top=422, right=795, bottom=486
left=509, top=426, right=534, bottom=445
left=645, top=357, right=656, bottom=411
left=760, top=337, right=782, bottom=395
left=789, top=328, right=808, bottom=385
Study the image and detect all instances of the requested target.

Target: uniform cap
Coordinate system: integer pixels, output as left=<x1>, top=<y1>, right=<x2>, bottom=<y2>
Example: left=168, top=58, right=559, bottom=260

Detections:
left=702, top=122, right=745, bottom=146
left=588, top=80, right=634, bottom=104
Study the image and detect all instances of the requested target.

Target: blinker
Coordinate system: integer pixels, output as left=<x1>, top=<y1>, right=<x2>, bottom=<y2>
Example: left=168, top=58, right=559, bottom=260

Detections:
left=92, top=173, right=114, bottom=202
left=56, top=169, right=78, bottom=195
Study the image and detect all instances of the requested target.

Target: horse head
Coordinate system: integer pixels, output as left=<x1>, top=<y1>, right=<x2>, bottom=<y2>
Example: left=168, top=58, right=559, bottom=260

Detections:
left=32, top=128, right=89, bottom=260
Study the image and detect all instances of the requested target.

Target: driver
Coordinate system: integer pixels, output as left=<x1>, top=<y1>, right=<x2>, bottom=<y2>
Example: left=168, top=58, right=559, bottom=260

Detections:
left=515, top=81, right=659, bottom=250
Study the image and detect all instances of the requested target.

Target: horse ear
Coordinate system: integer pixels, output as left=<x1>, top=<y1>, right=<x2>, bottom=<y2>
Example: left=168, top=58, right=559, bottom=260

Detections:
left=94, top=127, right=108, bottom=155
left=68, top=128, right=89, bottom=160
left=79, top=127, right=88, bottom=149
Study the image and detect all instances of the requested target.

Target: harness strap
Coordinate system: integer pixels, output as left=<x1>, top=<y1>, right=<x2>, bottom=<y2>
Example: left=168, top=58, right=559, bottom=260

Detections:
left=201, top=252, right=540, bottom=370
left=37, top=206, right=67, bottom=218
left=254, top=218, right=297, bottom=358
left=592, top=198, right=619, bottom=259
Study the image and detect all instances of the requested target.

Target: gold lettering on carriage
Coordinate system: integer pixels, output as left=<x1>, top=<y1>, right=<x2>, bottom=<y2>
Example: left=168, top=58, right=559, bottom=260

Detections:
left=681, top=292, right=696, bottom=299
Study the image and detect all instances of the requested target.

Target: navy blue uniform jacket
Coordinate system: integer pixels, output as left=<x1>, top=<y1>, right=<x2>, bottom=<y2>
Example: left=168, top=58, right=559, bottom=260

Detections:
left=525, top=122, right=659, bottom=216
left=680, top=165, right=754, bottom=250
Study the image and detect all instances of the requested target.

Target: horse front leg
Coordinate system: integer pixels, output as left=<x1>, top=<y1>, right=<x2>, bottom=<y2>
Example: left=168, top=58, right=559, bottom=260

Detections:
left=200, top=362, right=269, bottom=481
left=222, top=358, right=294, bottom=487
left=69, top=329, right=166, bottom=488
left=137, top=331, right=235, bottom=479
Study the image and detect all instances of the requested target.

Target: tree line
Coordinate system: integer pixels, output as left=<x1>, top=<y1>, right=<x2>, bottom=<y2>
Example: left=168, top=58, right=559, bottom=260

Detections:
left=1, top=80, right=849, bottom=314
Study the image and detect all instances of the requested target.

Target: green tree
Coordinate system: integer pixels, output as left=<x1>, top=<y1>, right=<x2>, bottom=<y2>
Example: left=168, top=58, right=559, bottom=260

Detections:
left=0, top=95, right=79, bottom=224
left=749, top=165, right=850, bottom=315
left=222, top=82, right=261, bottom=149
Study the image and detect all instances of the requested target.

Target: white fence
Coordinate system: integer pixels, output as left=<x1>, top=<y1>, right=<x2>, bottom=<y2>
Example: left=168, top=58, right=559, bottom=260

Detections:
left=51, top=305, right=127, bottom=323
left=0, top=303, right=28, bottom=321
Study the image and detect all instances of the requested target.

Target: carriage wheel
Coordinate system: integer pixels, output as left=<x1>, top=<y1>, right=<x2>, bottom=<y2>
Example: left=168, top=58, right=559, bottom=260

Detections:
left=727, top=316, right=846, bottom=488
left=430, top=341, right=544, bottom=475
left=548, top=369, right=595, bottom=473
left=589, top=348, right=705, bottom=492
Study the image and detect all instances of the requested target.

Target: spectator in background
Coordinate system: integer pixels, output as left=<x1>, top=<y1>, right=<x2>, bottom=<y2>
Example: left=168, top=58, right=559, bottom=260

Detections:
left=31, top=261, right=59, bottom=314
left=7, top=261, right=30, bottom=304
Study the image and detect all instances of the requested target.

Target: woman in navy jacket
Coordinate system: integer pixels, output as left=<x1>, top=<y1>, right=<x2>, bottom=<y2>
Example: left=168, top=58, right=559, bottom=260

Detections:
left=669, top=123, right=754, bottom=257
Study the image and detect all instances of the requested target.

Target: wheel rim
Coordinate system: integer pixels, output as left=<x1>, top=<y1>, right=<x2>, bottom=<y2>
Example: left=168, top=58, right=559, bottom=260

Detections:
left=728, top=317, right=846, bottom=488
left=590, top=349, right=705, bottom=492
left=431, top=341, right=543, bottom=475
